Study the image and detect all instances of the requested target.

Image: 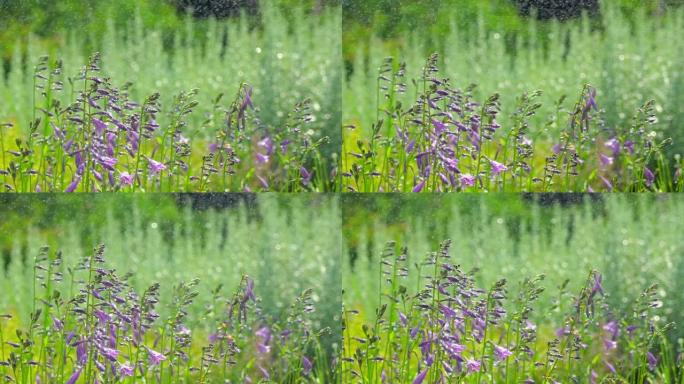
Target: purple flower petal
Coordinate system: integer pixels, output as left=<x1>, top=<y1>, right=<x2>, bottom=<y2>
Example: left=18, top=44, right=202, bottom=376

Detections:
left=644, top=167, right=655, bottom=187
left=412, top=179, right=426, bottom=193
left=412, top=368, right=428, bottom=384
left=65, top=177, right=81, bottom=193
left=66, top=366, right=83, bottom=384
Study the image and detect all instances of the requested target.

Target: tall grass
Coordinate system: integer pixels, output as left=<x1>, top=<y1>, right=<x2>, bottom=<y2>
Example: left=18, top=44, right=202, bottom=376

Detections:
left=342, top=239, right=681, bottom=383
left=342, top=194, right=684, bottom=343
left=344, top=3, right=684, bottom=155
left=0, top=194, right=341, bottom=340
left=0, top=3, right=342, bottom=157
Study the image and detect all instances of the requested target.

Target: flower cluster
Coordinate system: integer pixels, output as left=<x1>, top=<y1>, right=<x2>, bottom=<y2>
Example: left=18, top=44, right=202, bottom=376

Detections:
left=0, top=53, right=333, bottom=192
left=343, top=53, right=680, bottom=192
left=0, top=244, right=330, bottom=383
left=342, top=240, right=679, bottom=383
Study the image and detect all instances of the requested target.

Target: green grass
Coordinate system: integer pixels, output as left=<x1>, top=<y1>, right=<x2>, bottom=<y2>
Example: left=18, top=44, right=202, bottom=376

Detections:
left=0, top=194, right=341, bottom=345
left=0, top=2, right=342, bottom=159
left=344, top=2, right=684, bottom=158
left=342, top=194, right=684, bottom=343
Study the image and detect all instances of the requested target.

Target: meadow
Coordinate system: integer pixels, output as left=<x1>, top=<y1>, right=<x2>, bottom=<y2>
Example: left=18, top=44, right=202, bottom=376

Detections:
left=342, top=194, right=684, bottom=378
left=0, top=194, right=341, bottom=382
left=0, top=3, right=341, bottom=192
left=342, top=3, right=684, bottom=192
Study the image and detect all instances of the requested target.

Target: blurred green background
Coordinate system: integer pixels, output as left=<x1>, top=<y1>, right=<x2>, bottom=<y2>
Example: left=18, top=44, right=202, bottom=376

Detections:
left=342, top=0, right=679, bottom=65
left=0, top=0, right=338, bottom=58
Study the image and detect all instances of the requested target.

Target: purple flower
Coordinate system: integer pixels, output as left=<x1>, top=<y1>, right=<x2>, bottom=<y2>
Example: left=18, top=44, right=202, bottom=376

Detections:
left=302, top=356, right=313, bottom=375
left=280, top=139, right=291, bottom=154
left=605, top=360, right=616, bottom=373
left=412, top=179, right=426, bottom=193
left=644, top=167, right=655, bottom=187
left=300, top=167, right=313, bottom=185
left=119, top=362, right=134, bottom=377
left=624, top=140, right=635, bottom=154
left=432, top=119, right=447, bottom=134
left=255, top=152, right=269, bottom=164
left=603, top=321, right=619, bottom=339
left=460, top=173, right=475, bottom=187
left=398, top=311, right=408, bottom=326
left=493, top=344, right=513, bottom=361
left=256, top=326, right=272, bottom=354
left=63, top=139, right=75, bottom=152
left=258, top=366, right=270, bottom=380
left=147, top=348, right=166, bottom=366
left=592, top=273, right=604, bottom=297
left=555, top=326, right=570, bottom=338
left=51, top=316, right=63, bottom=331
left=600, top=176, right=613, bottom=191
left=92, top=118, right=107, bottom=135
left=98, top=156, right=117, bottom=171
left=604, top=138, right=620, bottom=156
left=258, top=137, right=274, bottom=155
left=245, top=278, right=255, bottom=302
left=552, top=143, right=562, bottom=154
left=586, top=87, right=598, bottom=111
left=101, top=347, right=119, bottom=361
left=410, top=326, right=420, bottom=339
left=599, top=154, right=613, bottom=168
left=66, top=366, right=83, bottom=384
left=242, top=86, right=254, bottom=111
left=120, top=172, right=134, bottom=186
left=442, top=340, right=465, bottom=358
left=603, top=338, right=617, bottom=350
left=465, top=359, right=481, bottom=373
left=412, top=368, right=428, bottom=384
left=148, top=159, right=166, bottom=175
left=94, top=309, right=110, bottom=323
left=490, top=160, right=507, bottom=176
left=647, top=351, right=658, bottom=370
left=65, top=176, right=81, bottom=193
left=256, top=175, right=269, bottom=190
left=439, top=304, right=457, bottom=319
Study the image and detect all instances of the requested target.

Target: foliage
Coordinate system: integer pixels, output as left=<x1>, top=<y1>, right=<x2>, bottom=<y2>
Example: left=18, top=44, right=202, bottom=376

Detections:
left=1, top=2, right=342, bottom=163
left=344, top=2, right=684, bottom=168
left=342, top=239, right=681, bottom=383
left=1, top=53, right=335, bottom=192
left=343, top=53, right=679, bottom=192
left=0, top=194, right=342, bottom=344
left=342, top=194, right=684, bottom=345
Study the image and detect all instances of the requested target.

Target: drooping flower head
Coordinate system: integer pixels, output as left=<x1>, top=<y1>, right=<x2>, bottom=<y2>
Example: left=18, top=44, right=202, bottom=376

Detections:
left=148, top=159, right=166, bottom=175
left=466, top=359, right=481, bottom=374
left=489, top=160, right=507, bottom=176
left=493, top=344, right=513, bottom=361
left=147, top=348, right=166, bottom=366
left=644, top=167, right=655, bottom=187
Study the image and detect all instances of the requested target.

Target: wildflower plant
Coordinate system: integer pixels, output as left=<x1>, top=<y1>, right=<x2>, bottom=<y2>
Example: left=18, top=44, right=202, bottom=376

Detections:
left=342, top=240, right=682, bottom=383
left=343, top=54, right=681, bottom=192
left=0, top=53, right=334, bottom=192
left=0, top=244, right=333, bottom=383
